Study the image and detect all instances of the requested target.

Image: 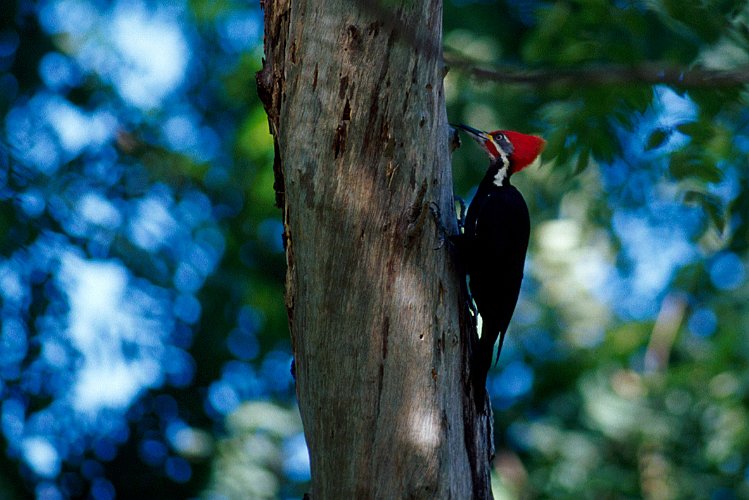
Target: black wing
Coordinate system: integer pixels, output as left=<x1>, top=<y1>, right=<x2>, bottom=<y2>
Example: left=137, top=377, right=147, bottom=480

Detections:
left=468, top=186, right=529, bottom=362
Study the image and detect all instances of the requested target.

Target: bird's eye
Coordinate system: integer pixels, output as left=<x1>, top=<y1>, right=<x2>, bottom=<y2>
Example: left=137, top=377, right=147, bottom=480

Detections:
left=494, top=133, right=507, bottom=142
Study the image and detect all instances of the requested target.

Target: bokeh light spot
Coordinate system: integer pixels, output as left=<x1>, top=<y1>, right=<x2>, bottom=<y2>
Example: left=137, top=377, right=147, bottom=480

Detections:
left=22, top=436, right=61, bottom=478
left=282, top=433, right=311, bottom=483
left=18, top=188, right=46, bottom=218
left=207, top=381, right=240, bottom=416
left=710, top=252, right=745, bottom=290
left=688, top=307, right=717, bottom=338
left=164, top=456, right=192, bottom=483
left=491, top=360, right=534, bottom=406
left=90, top=478, right=116, bottom=500
left=174, top=294, right=201, bottom=324
left=139, top=439, right=168, bottom=467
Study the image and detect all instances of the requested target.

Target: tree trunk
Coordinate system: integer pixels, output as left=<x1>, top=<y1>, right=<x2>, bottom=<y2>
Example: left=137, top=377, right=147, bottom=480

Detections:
left=257, top=0, right=493, bottom=497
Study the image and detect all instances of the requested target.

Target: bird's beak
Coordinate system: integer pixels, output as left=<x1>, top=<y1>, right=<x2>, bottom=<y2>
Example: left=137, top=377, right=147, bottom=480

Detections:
left=453, top=123, right=492, bottom=145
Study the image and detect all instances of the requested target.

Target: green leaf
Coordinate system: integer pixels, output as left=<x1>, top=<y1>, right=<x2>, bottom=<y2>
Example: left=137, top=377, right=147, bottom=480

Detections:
left=669, top=152, right=722, bottom=183
left=573, top=147, right=590, bottom=175
left=676, top=121, right=709, bottom=141
left=668, top=152, right=697, bottom=180
left=644, top=128, right=670, bottom=151
left=589, top=127, right=617, bottom=163
left=683, top=190, right=725, bottom=232
left=698, top=159, right=723, bottom=184
left=541, top=128, right=567, bottom=161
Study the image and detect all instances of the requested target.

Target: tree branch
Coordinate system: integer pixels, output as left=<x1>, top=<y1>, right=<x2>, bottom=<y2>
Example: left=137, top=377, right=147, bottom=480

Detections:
left=444, top=55, right=749, bottom=88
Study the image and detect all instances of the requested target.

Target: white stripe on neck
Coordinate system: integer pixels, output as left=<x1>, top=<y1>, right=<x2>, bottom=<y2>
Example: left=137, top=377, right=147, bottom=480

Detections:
left=493, top=151, right=510, bottom=186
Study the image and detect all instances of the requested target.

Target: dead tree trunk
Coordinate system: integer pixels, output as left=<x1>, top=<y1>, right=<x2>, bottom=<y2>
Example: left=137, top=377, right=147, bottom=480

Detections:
left=258, top=0, right=493, bottom=497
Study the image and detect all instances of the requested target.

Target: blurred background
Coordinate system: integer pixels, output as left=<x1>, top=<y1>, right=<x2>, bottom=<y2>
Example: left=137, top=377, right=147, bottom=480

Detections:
left=1, top=0, right=748, bottom=498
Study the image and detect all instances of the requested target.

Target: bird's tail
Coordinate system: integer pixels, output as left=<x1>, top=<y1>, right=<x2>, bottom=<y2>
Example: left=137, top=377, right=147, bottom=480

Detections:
left=471, top=321, right=504, bottom=407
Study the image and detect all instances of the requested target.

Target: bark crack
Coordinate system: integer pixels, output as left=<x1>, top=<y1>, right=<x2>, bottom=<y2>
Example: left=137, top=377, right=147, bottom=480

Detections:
left=402, top=180, right=428, bottom=248
left=375, top=315, right=390, bottom=422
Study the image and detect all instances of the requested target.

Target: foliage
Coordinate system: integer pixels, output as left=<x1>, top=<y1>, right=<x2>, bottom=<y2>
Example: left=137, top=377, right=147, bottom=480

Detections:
left=445, top=0, right=749, bottom=497
left=0, top=1, right=298, bottom=498
left=0, top=0, right=748, bottom=498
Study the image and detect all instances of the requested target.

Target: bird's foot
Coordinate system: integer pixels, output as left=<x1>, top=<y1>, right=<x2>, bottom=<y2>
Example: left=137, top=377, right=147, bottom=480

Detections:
left=448, top=125, right=462, bottom=153
left=429, top=202, right=451, bottom=250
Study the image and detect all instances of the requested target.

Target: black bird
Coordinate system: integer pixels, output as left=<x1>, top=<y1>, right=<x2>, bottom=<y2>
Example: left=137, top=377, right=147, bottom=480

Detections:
left=453, top=124, right=545, bottom=401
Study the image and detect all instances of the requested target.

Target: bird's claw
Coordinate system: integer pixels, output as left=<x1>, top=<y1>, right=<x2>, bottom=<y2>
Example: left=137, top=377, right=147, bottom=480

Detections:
left=429, top=202, right=448, bottom=250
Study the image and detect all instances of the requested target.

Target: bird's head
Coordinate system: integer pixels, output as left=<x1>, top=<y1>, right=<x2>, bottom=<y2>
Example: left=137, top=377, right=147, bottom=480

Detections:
left=455, top=124, right=546, bottom=174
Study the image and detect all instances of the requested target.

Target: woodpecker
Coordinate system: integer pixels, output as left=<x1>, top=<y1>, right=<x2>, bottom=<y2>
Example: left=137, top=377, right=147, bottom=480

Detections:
left=452, top=124, right=545, bottom=402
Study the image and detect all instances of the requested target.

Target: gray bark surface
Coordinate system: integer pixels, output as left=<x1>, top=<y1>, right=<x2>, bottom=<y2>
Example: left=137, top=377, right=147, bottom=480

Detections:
left=257, top=0, right=493, bottom=497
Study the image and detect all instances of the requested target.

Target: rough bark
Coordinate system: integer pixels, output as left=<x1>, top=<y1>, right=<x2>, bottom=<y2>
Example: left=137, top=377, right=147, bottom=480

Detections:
left=257, top=0, right=493, bottom=497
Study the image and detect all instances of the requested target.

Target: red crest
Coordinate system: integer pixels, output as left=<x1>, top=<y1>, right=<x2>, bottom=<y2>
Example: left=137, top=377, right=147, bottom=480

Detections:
left=494, top=130, right=546, bottom=173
